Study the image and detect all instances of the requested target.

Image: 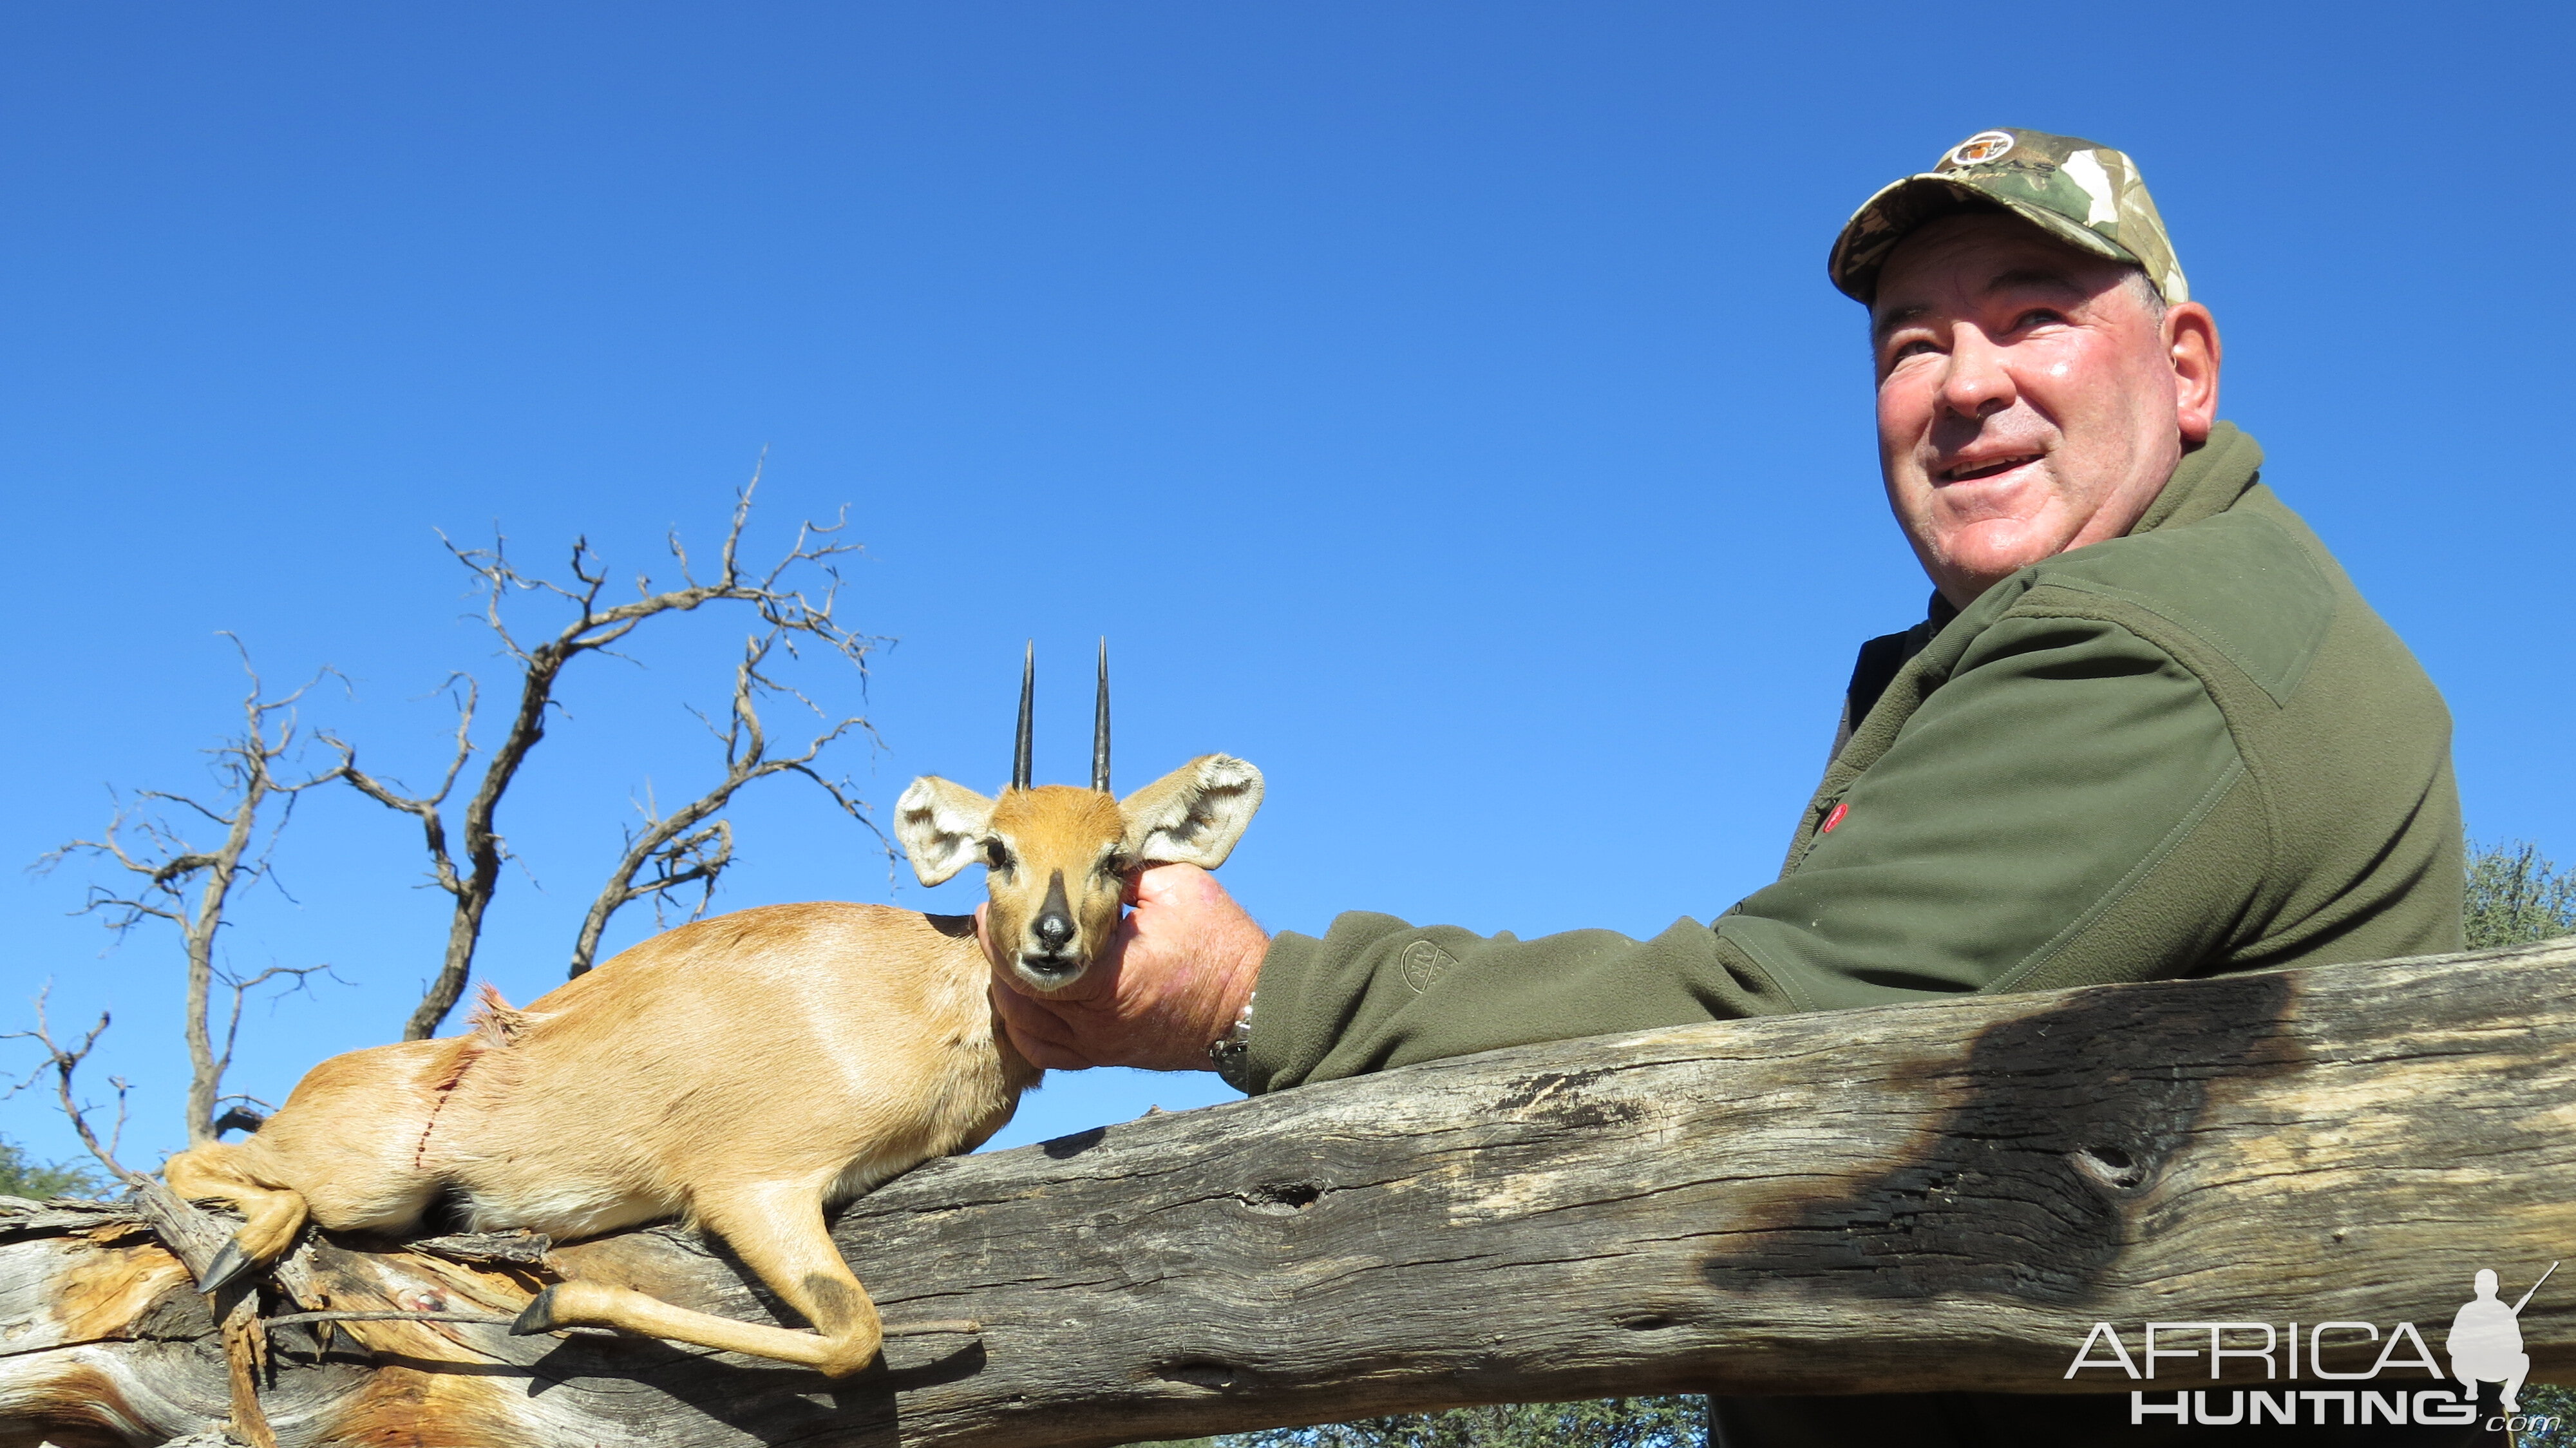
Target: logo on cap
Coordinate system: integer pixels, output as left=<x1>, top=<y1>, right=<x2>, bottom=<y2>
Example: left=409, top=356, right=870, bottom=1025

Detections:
left=1944, top=130, right=2016, bottom=167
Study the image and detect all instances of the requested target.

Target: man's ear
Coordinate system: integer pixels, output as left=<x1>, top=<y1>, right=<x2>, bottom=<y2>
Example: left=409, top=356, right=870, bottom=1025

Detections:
left=2167, top=301, right=2221, bottom=443
left=1120, top=754, right=1264, bottom=869
left=895, top=776, right=996, bottom=887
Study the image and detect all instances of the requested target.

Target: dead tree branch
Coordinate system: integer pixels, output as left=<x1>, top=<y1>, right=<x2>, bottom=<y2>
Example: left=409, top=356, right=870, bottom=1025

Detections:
left=33, top=642, right=346, bottom=1147
left=0, top=984, right=138, bottom=1185
left=336, top=468, right=885, bottom=1038
left=569, top=627, right=876, bottom=975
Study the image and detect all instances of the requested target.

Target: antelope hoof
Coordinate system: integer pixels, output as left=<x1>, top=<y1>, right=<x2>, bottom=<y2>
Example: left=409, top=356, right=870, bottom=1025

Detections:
left=511, top=1286, right=566, bottom=1337
left=198, top=1240, right=257, bottom=1297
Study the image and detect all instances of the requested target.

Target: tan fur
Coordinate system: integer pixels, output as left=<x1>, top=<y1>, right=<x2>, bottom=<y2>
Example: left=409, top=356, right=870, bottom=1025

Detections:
left=160, top=754, right=1261, bottom=1379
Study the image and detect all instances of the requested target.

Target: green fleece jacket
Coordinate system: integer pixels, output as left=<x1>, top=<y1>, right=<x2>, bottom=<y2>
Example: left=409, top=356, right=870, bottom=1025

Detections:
left=1242, top=424, right=2465, bottom=1094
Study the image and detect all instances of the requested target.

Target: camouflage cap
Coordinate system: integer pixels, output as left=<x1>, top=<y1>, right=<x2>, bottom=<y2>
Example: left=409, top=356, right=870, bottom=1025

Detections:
left=1828, top=128, right=2188, bottom=307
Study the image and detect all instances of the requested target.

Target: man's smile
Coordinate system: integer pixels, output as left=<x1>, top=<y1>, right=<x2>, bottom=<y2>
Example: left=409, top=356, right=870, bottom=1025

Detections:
left=1936, top=450, right=2045, bottom=484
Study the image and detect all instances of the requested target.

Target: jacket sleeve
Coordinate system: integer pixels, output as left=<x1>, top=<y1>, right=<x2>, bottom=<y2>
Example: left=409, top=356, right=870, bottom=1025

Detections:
left=1242, top=610, right=2253, bottom=1094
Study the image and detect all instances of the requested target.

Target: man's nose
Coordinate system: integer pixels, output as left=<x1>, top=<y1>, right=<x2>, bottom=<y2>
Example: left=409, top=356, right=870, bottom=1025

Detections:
left=1937, top=327, right=2016, bottom=419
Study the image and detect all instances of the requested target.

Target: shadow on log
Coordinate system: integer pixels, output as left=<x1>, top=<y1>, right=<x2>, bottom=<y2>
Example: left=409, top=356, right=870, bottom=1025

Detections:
left=5, top=940, right=2574, bottom=1447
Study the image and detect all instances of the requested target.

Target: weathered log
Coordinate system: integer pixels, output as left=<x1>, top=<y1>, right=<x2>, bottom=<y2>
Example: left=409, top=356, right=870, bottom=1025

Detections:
left=6, top=940, right=2573, bottom=1447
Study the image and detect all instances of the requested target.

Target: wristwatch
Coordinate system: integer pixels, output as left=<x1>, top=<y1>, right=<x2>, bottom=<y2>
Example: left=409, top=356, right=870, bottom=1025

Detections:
left=1206, top=991, right=1257, bottom=1092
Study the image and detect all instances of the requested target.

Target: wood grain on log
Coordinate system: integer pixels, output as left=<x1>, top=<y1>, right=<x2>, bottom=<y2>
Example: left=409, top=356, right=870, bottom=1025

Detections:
left=5, top=940, right=2573, bottom=1447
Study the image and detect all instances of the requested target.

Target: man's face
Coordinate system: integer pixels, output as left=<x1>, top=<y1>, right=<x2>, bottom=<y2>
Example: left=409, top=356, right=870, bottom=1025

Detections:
left=1871, top=211, right=2220, bottom=607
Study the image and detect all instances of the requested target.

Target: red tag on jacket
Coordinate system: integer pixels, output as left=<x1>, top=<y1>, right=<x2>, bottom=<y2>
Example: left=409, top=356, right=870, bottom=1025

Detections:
left=1820, top=801, right=1848, bottom=834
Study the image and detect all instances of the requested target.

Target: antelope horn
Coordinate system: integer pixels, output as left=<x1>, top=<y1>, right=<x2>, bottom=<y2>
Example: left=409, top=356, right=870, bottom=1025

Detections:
left=1013, top=643, right=1034, bottom=792
left=1092, top=639, right=1111, bottom=795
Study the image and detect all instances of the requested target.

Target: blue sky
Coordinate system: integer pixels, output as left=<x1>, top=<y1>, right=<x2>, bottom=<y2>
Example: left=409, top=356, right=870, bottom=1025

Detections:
left=5, top=3, right=2571, bottom=1172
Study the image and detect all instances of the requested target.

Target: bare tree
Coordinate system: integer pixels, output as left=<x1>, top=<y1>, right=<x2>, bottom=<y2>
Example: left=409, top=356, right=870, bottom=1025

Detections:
left=337, top=473, right=881, bottom=1040
left=569, top=625, right=876, bottom=976
left=35, top=647, right=346, bottom=1148
left=15, top=475, right=882, bottom=1185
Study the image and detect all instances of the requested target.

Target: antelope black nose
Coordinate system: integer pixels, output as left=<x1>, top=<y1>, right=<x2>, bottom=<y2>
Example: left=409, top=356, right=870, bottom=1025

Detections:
left=1031, top=869, right=1076, bottom=951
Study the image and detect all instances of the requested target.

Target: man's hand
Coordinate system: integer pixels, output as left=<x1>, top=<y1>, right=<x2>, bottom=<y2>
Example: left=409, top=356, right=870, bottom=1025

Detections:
left=982, top=863, right=1267, bottom=1073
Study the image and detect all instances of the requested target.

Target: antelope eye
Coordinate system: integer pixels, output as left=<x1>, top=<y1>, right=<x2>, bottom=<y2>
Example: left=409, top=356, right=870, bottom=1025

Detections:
left=983, top=839, right=1014, bottom=871
left=1099, top=852, right=1133, bottom=878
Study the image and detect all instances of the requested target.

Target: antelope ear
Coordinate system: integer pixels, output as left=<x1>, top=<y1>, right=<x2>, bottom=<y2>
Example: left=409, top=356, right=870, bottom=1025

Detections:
left=896, top=776, right=997, bottom=887
left=1120, top=755, right=1264, bottom=869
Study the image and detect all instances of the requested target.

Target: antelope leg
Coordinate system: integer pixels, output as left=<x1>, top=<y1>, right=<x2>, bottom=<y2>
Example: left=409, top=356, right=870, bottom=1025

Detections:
left=516, top=1183, right=887, bottom=1378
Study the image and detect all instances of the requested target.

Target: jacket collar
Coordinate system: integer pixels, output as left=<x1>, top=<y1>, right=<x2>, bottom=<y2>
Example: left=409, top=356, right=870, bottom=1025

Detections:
left=2130, top=421, right=2264, bottom=537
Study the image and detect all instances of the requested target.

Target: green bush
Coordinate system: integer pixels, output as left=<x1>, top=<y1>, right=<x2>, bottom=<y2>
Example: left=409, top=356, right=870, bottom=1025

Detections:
left=0, top=1136, right=109, bottom=1200
left=2465, top=839, right=2576, bottom=951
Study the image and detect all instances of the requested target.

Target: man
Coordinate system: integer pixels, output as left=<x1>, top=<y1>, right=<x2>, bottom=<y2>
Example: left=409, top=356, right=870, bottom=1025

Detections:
left=985, top=129, right=2470, bottom=1443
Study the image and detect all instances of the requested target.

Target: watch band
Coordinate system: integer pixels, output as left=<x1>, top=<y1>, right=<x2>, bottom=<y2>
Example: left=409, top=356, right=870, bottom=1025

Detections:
left=1206, top=991, right=1257, bottom=1092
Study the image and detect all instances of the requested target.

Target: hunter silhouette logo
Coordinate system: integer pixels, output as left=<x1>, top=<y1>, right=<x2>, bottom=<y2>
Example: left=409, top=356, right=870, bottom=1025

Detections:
left=2449, top=1261, right=2554, bottom=1413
